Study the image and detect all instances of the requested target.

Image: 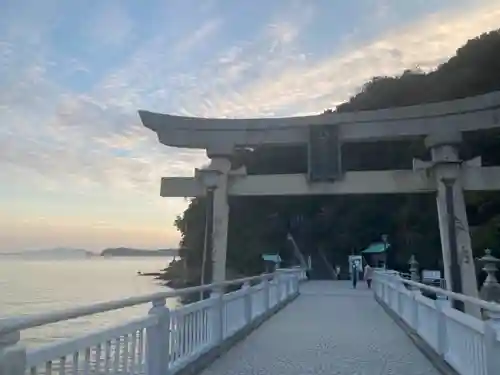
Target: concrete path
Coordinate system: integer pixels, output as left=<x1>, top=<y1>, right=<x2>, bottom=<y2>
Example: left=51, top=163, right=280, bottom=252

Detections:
left=200, top=281, right=440, bottom=375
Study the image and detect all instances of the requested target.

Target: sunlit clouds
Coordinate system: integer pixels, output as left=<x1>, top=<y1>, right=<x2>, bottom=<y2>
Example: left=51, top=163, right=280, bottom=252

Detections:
left=1, top=0, right=499, bottom=251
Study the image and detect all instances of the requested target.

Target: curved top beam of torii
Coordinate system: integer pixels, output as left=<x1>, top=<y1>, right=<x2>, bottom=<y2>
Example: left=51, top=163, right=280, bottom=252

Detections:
left=138, top=91, right=500, bottom=153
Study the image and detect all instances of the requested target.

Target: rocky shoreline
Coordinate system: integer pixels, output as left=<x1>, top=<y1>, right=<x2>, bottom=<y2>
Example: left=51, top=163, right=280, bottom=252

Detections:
left=142, top=257, right=250, bottom=303
left=139, top=258, right=202, bottom=303
left=154, top=258, right=198, bottom=288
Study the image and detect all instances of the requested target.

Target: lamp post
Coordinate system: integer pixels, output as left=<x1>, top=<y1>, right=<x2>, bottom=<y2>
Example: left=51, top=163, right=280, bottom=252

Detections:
left=381, top=234, right=388, bottom=269
left=408, top=254, right=420, bottom=283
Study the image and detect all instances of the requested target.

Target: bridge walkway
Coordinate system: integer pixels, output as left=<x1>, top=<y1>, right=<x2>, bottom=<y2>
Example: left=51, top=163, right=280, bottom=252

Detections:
left=200, top=281, right=440, bottom=375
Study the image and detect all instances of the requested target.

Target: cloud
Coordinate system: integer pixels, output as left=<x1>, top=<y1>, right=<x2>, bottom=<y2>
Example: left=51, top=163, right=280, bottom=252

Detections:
left=3, top=1, right=499, bottom=194
left=83, top=2, right=134, bottom=46
left=173, top=18, right=223, bottom=56
left=0, top=97, right=206, bottom=195
left=24, top=0, right=493, bottom=194
left=266, top=1, right=315, bottom=53
left=1, top=0, right=500, bottom=251
left=0, top=14, right=220, bottom=196
left=0, top=0, right=60, bottom=47
left=175, top=1, right=500, bottom=118
left=373, top=0, right=392, bottom=20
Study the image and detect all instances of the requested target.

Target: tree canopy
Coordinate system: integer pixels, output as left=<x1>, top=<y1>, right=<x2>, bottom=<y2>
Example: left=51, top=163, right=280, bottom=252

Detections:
left=171, top=29, right=500, bottom=286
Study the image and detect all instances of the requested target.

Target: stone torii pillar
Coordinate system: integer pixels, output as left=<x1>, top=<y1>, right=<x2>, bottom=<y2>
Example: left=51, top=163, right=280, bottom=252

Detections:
left=424, top=132, right=480, bottom=317
left=198, top=150, right=232, bottom=288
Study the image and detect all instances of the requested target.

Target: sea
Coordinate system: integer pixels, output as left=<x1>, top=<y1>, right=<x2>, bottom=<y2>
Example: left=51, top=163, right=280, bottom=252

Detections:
left=0, top=256, right=178, bottom=348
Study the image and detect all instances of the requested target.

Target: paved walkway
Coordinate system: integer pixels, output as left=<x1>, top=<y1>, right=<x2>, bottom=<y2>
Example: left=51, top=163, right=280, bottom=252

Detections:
left=201, top=281, right=440, bottom=375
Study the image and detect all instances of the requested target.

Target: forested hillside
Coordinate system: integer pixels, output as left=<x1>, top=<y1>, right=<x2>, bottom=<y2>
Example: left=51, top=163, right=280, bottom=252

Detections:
left=167, top=29, right=500, bottom=287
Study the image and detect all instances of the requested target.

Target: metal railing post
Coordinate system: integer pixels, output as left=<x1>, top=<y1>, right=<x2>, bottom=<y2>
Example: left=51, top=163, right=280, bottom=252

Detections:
left=286, top=274, right=292, bottom=298
left=295, top=272, right=301, bottom=295
left=434, top=294, right=448, bottom=357
left=210, top=292, right=224, bottom=344
left=263, top=277, right=270, bottom=311
left=146, top=298, right=170, bottom=375
left=484, top=311, right=500, bottom=375
left=278, top=274, right=285, bottom=302
left=0, top=331, right=26, bottom=375
left=242, top=282, right=252, bottom=325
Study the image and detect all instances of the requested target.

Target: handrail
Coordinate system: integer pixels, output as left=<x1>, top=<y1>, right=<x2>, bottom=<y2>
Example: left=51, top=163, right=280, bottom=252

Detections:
left=392, top=271, right=446, bottom=289
left=0, top=271, right=287, bottom=336
left=24, top=316, right=157, bottom=367
left=1, top=267, right=306, bottom=375
left=374, top=270, right=500, bottom=375
left=376, top=271, right=500, bottom=312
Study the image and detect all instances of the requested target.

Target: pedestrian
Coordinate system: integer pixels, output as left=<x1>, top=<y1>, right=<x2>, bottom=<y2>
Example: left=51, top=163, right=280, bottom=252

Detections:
left=364, top=263, right=374, bottom=289
left=351, top=261, right=358, bottom=288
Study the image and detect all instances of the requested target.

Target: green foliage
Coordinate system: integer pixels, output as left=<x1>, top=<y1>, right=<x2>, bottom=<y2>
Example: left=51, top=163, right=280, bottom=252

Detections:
left=173, top=29, right=500, bottom=282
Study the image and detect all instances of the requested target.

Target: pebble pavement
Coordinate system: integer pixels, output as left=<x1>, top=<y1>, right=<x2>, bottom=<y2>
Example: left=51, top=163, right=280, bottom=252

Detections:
left=200, top=280, right=441, bottom=375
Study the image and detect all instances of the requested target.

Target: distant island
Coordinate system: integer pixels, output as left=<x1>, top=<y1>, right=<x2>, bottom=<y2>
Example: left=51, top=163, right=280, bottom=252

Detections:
left=0, top=248, right=95, bottom=258
left=100, top=247, right=179, bottom=257
left=1, top=247, right=179, bottom=259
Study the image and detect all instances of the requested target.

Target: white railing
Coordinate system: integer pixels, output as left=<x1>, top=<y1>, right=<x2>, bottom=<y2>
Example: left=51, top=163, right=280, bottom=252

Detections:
left=399, top=272, right=447, bottom=290
left=373, top=270, right=500, bottom=375
left=0, top=269, right=305, bottom=375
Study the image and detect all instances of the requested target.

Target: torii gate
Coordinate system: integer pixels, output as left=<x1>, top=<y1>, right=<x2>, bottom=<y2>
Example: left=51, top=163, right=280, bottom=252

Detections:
left=139, top=91, right=500, bottom=316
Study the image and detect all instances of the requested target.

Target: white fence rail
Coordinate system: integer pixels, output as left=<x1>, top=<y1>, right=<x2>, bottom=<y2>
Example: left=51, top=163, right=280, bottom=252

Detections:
left=0, top=269, right=307, bottom=375
left=399, top=272, right=446, bottom=289
left=374, top=270, right=500, bottom=375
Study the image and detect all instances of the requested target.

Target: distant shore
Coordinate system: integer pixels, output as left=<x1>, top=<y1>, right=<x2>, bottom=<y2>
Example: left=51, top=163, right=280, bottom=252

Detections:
left=1, top=247, right=179, bottom=258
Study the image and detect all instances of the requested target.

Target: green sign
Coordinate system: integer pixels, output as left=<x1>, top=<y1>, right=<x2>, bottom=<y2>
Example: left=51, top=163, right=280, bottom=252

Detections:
left=307, top=124, right=342, bottom=182
left=262, top=254, right=281, bottom=263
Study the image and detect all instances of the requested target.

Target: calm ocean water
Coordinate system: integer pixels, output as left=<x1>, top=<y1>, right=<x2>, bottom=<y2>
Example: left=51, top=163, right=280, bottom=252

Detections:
left=0, top=257, right=179, bottom=348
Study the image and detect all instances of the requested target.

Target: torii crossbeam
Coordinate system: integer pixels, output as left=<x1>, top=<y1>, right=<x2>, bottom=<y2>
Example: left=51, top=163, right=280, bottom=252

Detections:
left=139, top=91, right=500, bottom=317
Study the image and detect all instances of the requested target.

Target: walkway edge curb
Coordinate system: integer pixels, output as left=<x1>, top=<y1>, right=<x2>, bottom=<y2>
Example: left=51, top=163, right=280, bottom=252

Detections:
left=175, top=292, right=300, bottom=375
left=374, top=295, right=459, bottom=375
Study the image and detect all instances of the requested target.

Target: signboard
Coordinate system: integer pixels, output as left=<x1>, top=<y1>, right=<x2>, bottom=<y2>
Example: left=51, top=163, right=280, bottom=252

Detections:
left=348, top=255, right=363, bottom=275
left=262, top=254, right=282, bottom=263
left=262, top=254, right=282, bottom=272
left=422, top=270, right=441, bottom=281
left=308, top=125, right=342, bottom=182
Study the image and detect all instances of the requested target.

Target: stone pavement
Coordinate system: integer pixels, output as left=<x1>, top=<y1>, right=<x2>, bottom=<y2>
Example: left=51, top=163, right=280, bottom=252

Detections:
left=200, top=281, right=441, bottom=375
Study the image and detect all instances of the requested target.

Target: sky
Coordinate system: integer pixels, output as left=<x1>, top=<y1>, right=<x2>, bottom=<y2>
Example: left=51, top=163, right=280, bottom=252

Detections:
left=1, top=0, right=500, bottom=252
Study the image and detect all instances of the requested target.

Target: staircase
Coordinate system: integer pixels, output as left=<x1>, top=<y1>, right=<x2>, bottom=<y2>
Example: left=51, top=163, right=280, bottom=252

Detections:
left=309, top=253, right=335, bottom=280
left=286, top=233, right=308, bottom=269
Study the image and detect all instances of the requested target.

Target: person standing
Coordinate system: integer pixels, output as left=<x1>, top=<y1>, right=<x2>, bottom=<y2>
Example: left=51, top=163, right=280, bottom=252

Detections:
left=351, top=261, right=358, bottom=288
left=364, top=263, right=374, bottom=289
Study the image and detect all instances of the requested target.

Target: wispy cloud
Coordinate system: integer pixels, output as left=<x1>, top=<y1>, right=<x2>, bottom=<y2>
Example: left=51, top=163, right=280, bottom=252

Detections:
left=174, top=18, right=223, bottom=56
left=176, top=1, right=500, bottom=118
left=83, top=2, right=134, bottom=46
left=0, top=0, right=499, bottom=251
left=266, top=1, right=315, bottom=52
